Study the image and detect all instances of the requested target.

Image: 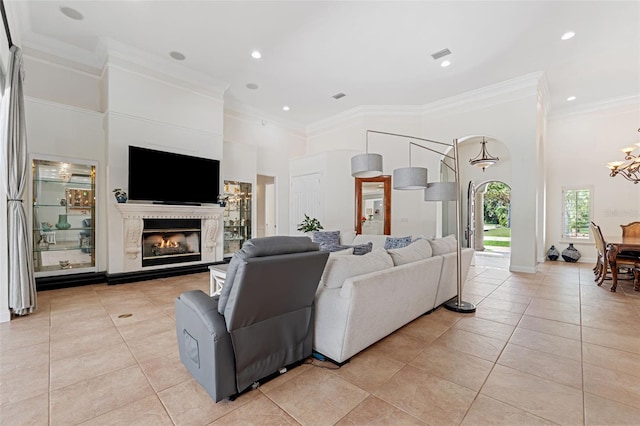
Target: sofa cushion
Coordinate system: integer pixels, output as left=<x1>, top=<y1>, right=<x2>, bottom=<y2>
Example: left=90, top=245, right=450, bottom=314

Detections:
left=339, top=230, right=356, bottom=245
left=428, top=234, right=457, bottom=255
left=387, top=238, right=433, bottom=266
left=320, top=248, right=393, bottom=289
left=312, top=230, right=341, bottom=250
left=384, top=236, right=412, bottom=250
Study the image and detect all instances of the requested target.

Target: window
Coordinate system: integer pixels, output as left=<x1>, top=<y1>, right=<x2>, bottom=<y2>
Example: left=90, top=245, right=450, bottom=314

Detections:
left=562, top=187, right=592, bottom=239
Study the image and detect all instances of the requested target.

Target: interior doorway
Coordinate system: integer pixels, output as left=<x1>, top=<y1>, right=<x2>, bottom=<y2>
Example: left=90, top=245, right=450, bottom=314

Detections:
left=256, top=175, right=276, bottom=237
left=474, top=181, right=511, bottom=257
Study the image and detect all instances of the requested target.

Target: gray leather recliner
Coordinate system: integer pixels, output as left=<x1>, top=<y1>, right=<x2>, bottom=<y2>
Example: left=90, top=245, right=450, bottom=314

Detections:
left=175, top=236, right=329, bottom=402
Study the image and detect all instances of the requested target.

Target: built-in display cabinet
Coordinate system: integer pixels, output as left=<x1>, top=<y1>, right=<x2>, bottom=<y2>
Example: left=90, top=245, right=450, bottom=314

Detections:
left=223, top=181, right=252, bottom=257
left=32, top=158, right=96, bottom=276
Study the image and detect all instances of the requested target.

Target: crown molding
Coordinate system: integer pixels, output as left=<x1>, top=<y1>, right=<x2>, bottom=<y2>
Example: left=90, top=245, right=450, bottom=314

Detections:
left=547, top=94, right=640, bottom=121
left=307, top=72, right=544, bottom=136
left=25, top=96, right=104, bottom=117
left=106, top=110, right=222, bottom=139
left=22, top=53, right=103, bottom=80
left=104, top=54, right=227, bottom=102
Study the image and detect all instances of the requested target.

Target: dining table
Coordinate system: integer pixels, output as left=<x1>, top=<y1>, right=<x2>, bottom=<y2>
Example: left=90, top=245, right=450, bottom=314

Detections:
left=605, top=235, right=640, bottom=292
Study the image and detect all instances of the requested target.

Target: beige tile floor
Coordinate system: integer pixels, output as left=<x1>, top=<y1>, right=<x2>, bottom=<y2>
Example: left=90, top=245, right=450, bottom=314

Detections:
left=2, top=259, right=640, bottom=425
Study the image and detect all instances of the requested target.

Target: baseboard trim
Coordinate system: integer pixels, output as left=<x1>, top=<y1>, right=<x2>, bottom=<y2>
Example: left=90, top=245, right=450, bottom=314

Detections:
left=105, top=263, right=219, bottom=285
left=509, top=265, right=538, bottom=274
left=0, top=309, right=11, bottom=323
left=36, top=262, right=227, bottom=290
left=36, top=272, right=107, bottom=291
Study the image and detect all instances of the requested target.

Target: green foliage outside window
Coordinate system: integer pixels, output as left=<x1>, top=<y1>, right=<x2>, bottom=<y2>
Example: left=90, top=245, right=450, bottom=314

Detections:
left=563, top=188, right=591, bottom=238
left=484, top=182, right=511, bottom=226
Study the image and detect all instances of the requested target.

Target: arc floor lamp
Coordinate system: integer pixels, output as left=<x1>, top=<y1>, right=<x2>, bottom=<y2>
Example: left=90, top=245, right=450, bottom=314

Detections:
left=351, top=130, right=476, bottom=313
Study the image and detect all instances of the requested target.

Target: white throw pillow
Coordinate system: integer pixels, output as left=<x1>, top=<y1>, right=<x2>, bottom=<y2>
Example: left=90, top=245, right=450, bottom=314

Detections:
left=387, top=238, right=433, bottom=266
left=320, top=248, right=393, bottom=289
left=429, top=234, right=457, bottom=255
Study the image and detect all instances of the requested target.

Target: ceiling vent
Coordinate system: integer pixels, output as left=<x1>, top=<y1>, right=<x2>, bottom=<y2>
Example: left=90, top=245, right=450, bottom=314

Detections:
left=431, top=48, right=451, bottom=60
left=332, top=93, right=346, bottom=100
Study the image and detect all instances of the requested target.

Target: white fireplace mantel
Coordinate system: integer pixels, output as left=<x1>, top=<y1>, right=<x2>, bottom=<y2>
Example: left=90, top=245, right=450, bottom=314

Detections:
left=115, top=203, right=225, bottom=272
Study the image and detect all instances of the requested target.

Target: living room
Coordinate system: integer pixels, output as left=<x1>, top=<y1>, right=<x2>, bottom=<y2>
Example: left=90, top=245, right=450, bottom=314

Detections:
left=1, top=1, right=640, bottom=424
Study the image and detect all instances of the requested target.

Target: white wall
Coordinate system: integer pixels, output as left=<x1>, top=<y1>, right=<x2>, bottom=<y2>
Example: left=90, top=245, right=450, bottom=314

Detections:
left=305, top=77, right=540, bottom=272
left=25, top=98, right=107, bottom=272
left=224, top=109, right=306, bottom=236
left=105, top=63, right=225, bottom=273
left=545, top=102, right=640, bottom=262
left=23, top=56, right=102, bottom=112
left=290, top=150, right=357, bottom=234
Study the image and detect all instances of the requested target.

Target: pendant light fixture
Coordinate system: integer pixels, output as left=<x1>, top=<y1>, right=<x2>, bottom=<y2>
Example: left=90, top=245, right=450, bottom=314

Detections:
left=393, top=142, right=428, bottom=190
left=469, top=137, right=499, bottom=172
left=351, top=131, right=383, bottom=177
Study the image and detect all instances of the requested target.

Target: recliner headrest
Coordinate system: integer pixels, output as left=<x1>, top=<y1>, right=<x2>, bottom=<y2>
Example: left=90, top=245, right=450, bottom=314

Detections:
left=237, top=236, right=319, bottom=258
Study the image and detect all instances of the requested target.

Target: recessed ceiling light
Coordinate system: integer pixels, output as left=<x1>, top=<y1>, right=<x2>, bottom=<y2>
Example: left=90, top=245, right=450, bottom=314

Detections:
left=169, top=51, right=185, bottom=61
left=60, top=6, right=83, bottom=20
left=246, top=83, right=259, bottom=90
left=333, top=92, right=346, bottom=100
left=441, top=60, right=451, bottom=68
left=251, top=50, right=262, bottom=59
left=561, top=31, right=575, bottom=41
left=567, top=96, right=576, bottom=101
left=282, top=106, right=290, bottom=111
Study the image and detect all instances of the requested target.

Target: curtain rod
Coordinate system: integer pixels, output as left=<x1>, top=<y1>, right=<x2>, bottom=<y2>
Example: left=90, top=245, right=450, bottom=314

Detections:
left=0, top=0, right=13, bottom=48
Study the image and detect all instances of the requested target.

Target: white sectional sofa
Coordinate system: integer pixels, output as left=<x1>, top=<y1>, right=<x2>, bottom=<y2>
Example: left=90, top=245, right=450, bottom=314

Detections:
left=313, top=233, right=474, bottom=363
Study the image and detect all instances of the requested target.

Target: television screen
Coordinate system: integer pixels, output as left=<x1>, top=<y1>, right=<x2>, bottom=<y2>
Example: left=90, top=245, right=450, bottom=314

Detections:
left=128, top=146, right=220, bottom=205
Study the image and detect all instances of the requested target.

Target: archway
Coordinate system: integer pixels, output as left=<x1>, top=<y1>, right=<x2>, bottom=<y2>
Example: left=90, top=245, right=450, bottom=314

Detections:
left=474, top=181, right=511, bottom=257
left=438, top=135, right=513, bottom=270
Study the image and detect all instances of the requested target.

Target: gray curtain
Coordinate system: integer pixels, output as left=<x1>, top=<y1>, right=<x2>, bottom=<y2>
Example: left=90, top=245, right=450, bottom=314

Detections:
left=1, top=45, right=36, bottom=315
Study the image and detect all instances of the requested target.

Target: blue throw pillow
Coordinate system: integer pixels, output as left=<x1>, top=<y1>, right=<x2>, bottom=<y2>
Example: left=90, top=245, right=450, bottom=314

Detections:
left=320, top=243, right=349, bottom=252
left=384, top=236, right=412, bottom=250
left=312, top=230, right=340, bottom=247
left=350, top=242, right=373, bottom=256
left=320, top=242, right=373, bottom=255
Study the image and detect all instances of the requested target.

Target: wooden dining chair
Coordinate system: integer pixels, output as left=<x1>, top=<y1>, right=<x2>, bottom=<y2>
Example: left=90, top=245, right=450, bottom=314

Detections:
left=590, top=221, right=606, bottom=283
left=619, top=221, right=640, bottom=263
left=591, top=222, right=609, bottom=285
left=593, top=222, right=638, bottom=288
left=621, top=221, right=640, bottom=238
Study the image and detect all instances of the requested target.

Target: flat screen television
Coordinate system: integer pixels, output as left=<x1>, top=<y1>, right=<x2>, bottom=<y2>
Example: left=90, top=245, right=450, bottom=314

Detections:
left=128, top=146, right=220, bottom=205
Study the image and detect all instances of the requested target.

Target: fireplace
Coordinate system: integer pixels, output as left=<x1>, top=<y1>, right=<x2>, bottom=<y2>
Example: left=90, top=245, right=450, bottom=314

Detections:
left=115, top=203, right=224, bottom=273
left=142, top=219, right=201, bottom=266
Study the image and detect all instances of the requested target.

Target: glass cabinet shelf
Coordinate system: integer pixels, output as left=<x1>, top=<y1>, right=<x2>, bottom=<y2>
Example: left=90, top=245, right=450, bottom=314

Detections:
left=32, top=158, right=97, bottom=276
left=223, top=181, right=252, bottom=257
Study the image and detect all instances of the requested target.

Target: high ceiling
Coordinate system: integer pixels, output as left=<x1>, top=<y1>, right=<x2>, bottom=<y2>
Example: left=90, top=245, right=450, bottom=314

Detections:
left=6, top=1, right=640, bottom=127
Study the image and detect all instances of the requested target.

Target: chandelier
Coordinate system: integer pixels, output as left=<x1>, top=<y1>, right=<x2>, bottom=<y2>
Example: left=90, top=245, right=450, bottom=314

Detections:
left=469, top=137, right=499, bottom=172
left=607, top=128, right=640, bottom=184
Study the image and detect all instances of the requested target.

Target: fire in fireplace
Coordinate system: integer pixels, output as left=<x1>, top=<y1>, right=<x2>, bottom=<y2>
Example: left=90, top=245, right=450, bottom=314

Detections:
left=142, top=219, right=202, bottom=267
left=151, top=238, right=188, bottom=256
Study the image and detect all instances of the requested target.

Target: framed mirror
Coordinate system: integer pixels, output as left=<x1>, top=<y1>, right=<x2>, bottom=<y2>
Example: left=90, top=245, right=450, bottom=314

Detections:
left=355, top=176, right=391, bottom=235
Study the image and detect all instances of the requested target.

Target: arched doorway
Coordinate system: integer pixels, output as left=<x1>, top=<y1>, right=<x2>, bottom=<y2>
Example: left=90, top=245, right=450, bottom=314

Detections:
left=474, top=181, right=511, bottom=257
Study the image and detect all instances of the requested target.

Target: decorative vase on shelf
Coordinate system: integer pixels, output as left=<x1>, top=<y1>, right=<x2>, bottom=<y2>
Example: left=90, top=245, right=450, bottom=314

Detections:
left=546, top=245, right=559, bottom=261
left=113, top=188, right=128, bottom=203
left=55, top=214, right=71, bottom=230
left=562, top=243, right=581, bottom=263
